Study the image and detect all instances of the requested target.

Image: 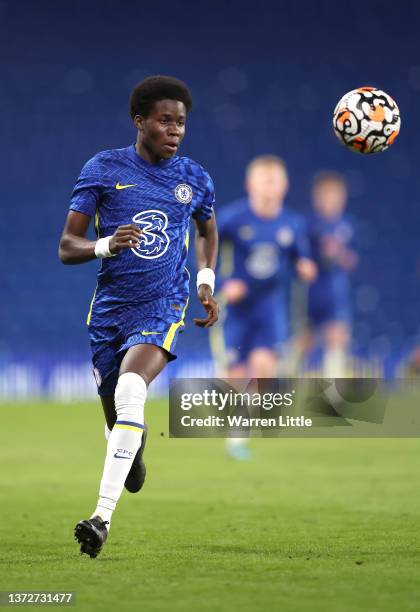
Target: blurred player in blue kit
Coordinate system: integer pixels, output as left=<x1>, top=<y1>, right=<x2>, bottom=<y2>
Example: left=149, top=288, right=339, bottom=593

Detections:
left=302, top=172, right=358, bottom=376
left=213, top=156, right=317, bottom=459
left=59, top=76, right=218, bottom=557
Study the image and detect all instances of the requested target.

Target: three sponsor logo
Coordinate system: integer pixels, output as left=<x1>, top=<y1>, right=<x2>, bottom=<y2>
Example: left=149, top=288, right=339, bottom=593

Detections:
left=114, top=182, right=193, bottom=260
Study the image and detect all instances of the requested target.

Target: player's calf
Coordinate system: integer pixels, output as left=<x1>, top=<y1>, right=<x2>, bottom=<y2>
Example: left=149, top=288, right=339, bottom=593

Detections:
left=125, top=422, right=148, bottom=493
left=105, top=417, right=148, bottom=493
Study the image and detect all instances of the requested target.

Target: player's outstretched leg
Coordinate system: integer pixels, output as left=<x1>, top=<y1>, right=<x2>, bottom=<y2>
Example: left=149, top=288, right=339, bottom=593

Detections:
left=75, top=372, right=147, bottom=557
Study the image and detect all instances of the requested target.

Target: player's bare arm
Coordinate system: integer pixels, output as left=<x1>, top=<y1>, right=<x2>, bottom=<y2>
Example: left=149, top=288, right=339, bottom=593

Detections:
left=193, top=214, right=219, bottom=328
left=59, top=210, right=141, bottom=264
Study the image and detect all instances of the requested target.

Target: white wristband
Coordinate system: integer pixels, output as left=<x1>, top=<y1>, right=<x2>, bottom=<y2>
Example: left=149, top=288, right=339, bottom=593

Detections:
left=94, top=236, right=115, bottom=258
left=197, top=268, right=215, bottom=295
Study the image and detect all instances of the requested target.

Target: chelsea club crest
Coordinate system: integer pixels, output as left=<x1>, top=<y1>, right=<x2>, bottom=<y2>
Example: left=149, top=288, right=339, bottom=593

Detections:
left=174, top=183, right=193, bottom=204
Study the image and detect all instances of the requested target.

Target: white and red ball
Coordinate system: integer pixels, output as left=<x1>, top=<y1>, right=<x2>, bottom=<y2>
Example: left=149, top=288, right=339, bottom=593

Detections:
left=333, top=87, right=400, bottom=154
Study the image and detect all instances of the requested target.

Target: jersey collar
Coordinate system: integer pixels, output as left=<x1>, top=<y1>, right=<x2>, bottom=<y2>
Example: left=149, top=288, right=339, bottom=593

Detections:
left=128, top=144, right=178, bottom=169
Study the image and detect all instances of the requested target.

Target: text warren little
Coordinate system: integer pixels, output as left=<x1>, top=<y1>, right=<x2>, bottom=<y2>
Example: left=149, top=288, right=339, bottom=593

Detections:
left=180, top=415, right=313, bottom=427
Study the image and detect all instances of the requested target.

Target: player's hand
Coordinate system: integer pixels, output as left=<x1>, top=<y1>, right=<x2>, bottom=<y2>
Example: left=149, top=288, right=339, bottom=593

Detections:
left=109, top=224, right=142, bottom=254
left=337, top=248, right=359, bottom=271
left=193, top=285, right=219, bottom=327
left=296, top=258, right=317, bottom=283
left=222, top=278, right=248, bottom=304
left=321, top=236, right=342, bottom=259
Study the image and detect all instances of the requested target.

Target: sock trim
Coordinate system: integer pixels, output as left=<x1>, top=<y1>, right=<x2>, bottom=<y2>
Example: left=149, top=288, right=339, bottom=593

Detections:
left=114, top=420, right=144, bottom=431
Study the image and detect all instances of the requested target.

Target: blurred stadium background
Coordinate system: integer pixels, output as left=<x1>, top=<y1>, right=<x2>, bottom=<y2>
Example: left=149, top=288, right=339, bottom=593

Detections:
left=1, top=0, right=420, bottom=398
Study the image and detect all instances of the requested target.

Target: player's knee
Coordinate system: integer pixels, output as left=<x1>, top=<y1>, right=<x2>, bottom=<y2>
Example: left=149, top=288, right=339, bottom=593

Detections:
left=114, top=372, right=147, bottom=420
left=227, top=365, right=248, bottom=378
left=248, top=349, right=277, bottom=377
left=325, top=323, right=349, bottom=348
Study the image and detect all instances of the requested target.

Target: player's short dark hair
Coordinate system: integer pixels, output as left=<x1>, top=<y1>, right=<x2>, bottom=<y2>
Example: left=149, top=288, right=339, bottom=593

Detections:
left=313, top=171, right=347, bottom=189
left=129, top=75, right=193, bottom=119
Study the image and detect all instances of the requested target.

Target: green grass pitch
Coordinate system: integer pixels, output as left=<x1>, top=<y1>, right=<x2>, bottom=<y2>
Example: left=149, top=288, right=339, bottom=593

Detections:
left=1, top=399, right=420, bottom=611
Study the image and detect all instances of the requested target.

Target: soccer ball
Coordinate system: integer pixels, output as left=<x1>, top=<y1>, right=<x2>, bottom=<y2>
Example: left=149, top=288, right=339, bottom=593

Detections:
left=333, top=86, right=400, bottom=154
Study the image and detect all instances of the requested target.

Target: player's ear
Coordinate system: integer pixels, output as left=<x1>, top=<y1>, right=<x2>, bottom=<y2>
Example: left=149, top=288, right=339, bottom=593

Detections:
left=133, top=115, right=145, bottom=131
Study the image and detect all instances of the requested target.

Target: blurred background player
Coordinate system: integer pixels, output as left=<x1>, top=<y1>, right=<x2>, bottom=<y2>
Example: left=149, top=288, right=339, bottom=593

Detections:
left=212, top=155, right=317, bottom=459
left=300, top=172, right=358, bottom=377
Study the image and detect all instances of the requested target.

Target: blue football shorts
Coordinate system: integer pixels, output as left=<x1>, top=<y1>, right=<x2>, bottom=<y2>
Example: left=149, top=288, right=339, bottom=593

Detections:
left=308, top=275, right=351, bottom=326
left=221, top=292, right=289, bottom=367
left=88, top=296, right=188, bottom=396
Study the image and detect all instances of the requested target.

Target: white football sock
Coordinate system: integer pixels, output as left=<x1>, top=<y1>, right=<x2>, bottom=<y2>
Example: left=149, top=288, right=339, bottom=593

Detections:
left=92, top=373, right=147, bottom=528
left=104, top=423, right=111, bottom=441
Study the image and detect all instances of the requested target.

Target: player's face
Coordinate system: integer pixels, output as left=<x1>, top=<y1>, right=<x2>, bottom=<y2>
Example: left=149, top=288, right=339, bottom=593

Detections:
left=246, top=164, right=289, bottom=214
left=313, top=181, right=347, bottom=218
left=136, top=99, right=186, bottom=161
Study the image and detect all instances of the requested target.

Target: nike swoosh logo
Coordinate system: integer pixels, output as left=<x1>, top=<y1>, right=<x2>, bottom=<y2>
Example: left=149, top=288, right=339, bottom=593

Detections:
left=114, top=453, right=132, bottom=459
left=141, top=331, right=162, bottom=336
left=115, top=182, right=137, bottom=190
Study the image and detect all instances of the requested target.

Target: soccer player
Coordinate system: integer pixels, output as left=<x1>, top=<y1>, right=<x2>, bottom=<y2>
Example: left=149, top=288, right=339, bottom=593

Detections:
left=304, top=172, right=358, bottom=376
left=213, top=156, right=316, bottom=458
left=59, top=76, right=218, bottom=557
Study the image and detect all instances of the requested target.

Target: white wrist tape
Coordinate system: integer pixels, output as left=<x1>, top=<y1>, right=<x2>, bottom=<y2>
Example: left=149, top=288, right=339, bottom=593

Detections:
left=94, top=236, right=114, bottom=258
left=197, top=267, right=215, bottom=295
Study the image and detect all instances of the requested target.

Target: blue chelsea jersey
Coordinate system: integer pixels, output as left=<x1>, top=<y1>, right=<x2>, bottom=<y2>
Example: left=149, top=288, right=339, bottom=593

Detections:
left=69, top=145, right=215, bottom=307
left=308, top=212, right=355, bottom=279
left=218, top=198, right=310, bottom=295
